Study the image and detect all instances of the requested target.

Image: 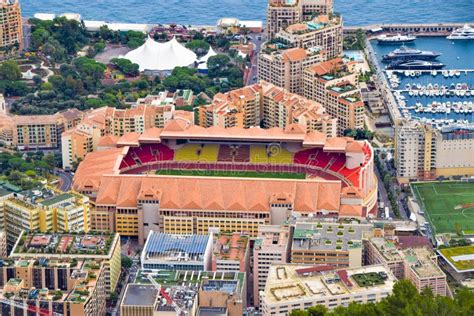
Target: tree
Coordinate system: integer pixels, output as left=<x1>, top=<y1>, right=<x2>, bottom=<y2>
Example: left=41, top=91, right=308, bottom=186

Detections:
left=110, top=58, right=139, bottom=76
left=0, top=60, right=21, bottom=80
left=121, top=256, right=133, bottom=269
left=185, top=39, right=210, bottom=56
left=207, top=54, right=231, bottom=78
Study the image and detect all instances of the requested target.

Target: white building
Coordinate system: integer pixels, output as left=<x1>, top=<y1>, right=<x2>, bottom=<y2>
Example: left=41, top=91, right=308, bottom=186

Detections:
left=260, top=264, right=396, bottom=315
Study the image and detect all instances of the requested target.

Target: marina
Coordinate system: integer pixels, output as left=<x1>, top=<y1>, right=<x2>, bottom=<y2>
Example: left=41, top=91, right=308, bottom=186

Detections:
left=371, top=36, right=474, bottom=127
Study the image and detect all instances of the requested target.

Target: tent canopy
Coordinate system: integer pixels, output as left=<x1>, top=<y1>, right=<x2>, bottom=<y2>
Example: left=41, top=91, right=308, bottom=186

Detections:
left=124, top=37, right=197, bottom=71
left=197, top=47, right=218, bottom=70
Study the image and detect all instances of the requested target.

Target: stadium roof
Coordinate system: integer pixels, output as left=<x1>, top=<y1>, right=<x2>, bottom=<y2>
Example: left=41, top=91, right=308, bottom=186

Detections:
left=124, top=37, right=197, bottom=71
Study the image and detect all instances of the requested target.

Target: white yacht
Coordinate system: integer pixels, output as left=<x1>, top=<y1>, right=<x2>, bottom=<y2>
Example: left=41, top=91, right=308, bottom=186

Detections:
left=447, top=25, right=474, bottom=40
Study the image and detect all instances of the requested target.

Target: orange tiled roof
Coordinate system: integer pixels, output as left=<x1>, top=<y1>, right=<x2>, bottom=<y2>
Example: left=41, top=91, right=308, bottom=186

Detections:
left=283, top=48, right=308, bottom=62
left=94, top=174, right=342, bottom=213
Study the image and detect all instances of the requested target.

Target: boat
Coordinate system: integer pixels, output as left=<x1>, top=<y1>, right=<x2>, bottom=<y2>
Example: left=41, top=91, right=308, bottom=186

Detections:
left=377, top=34, right=416, bottom=44
left=382, top=46, right=441, bottom=62
left=447, top=24, right=474, bottom=40
left=387, top=60, right=445, bottom=70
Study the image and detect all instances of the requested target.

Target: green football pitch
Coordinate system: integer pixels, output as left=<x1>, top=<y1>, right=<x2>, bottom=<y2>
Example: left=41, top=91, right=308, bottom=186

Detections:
left=412, top=182, right=474, bottom=235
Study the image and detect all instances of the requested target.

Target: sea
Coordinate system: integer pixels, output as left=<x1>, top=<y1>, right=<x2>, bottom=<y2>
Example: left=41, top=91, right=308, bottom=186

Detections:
left=20, top=0, right=474, bottom=26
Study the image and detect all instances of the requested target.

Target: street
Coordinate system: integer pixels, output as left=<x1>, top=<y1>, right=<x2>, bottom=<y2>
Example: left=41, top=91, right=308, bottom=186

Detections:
left=245, top=33, right=265, bottom=85
left=55, top=168, right=73, bottom=191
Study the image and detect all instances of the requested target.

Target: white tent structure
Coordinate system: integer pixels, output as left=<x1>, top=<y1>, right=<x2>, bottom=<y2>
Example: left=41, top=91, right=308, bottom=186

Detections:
left=197, top=47, right=218, bottom=71
left=124, top=37, right=197, bottom=71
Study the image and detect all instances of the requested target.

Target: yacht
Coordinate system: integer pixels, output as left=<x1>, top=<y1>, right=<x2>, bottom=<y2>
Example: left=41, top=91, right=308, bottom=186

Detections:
left=387, top=60, right=445, bottom=70
left=382, top=46, right=441, bottom=61
left=447, top=25, right=474, bottom=40
left=376, top=34, right=416, bottom=44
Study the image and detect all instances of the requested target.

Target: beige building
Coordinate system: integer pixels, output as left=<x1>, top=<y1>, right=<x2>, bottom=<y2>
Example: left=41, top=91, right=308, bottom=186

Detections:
left=395, top=120, right=474, bottom=183
left=303, top=58, right=364, bottom=135
left=260, top=264, right=396, bottom=315
left=199, top=81, right=337, bottom=137
left=366, top=236, right=447, bottom=296
left=211, top=232, right=250, bottom=273
left=258, top=47, right=324, bottom=95
left=291, top=222, right=372, bottom=268
left=0, top=0, right=23, bottom=56
left=275, top=14, right=343, bottom=59
left=61, top=102, right=193, bottom=169
left=266, top=0, right=333, bottom=39
left=0, top=259, right=107, bottom=316
left=253, top=225, right=291, bottom=307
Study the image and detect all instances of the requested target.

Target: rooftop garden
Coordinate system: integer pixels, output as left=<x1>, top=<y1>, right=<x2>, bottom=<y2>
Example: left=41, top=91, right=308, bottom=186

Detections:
left=438, top=246, right=474, bottom=271
left=352, top=272, right=387, bottom=287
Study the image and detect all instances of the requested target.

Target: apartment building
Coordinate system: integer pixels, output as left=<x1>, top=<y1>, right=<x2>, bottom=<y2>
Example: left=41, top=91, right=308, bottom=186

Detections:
left=121, top=270, right=246, bottom=316
left=291, top=222, right=372, bottom=268
left=303, top=58, right=364, bottom=135
left=266, top=0, right=333, bottom=39
left=10, top=232, right=122, bottom=294
left=275, top=14, right=343, bottom=59
left=2, top=188, right=90, bottom=246
left=211, top=232, right=250, bottom=273
left=199, top=81, right=337, bottom=137
left=0, top=231, right=6, bottom=257
left=253, top=225, right=291, bottom=307
left=61, top=102, right=193, bottom=169
left=0, top=259, right=107, bottom=316
left=395, top=120, right=474, bottom=183
left=258, top=47, right=324, bottom=94
left=260, top=264, right=396, bottom=315
left=366, top=236, right=447, bottom=296
left=0, top=0, right=23, bottom=56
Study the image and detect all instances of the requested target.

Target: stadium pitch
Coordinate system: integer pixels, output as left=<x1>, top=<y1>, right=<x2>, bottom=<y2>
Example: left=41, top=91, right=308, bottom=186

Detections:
left=412, top=182, right=474, bottom=236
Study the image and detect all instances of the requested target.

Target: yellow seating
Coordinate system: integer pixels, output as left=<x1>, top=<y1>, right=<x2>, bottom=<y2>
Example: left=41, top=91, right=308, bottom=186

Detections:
left=175, top=144, right=201, bottom=161
left=250, top=145, right=269, bottom=164
left=199, top=144, right=219, bottom=162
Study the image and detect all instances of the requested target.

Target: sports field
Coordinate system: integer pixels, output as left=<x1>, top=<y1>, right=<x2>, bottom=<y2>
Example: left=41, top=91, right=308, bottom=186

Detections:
left=412, top=182, right=474, bottom=235
left=156, top=169, right=306, bottom=179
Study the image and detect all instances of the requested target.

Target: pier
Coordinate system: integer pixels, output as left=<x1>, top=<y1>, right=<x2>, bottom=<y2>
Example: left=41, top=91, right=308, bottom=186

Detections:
left=344, top=22, right=474, bottom=36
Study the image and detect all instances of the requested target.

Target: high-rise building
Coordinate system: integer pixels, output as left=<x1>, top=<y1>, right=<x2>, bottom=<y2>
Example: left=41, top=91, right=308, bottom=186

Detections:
left=266, top=0, right=333, bottom=40
left=395, top=120, right=474, bottom=183
left=258, top=47, right=324, bottom=95
left=199, top=81, right=337, bottom=137
left=274, top=14, right=343, bottom=58
left=303, top=58, right=364, bottom=135
left=61, top=102, right=193, bottom=169
left=253, top=225, right=291, bottom=307
left=211, top=232, right=250, bottom=273
left=0, top=0, right=23, bottom=56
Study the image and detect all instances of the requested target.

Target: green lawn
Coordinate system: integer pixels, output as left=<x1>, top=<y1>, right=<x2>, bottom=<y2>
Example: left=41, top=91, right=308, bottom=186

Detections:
left=411, top=182, right=474, bottom=235
left=155, top=169, right=306, bottom=179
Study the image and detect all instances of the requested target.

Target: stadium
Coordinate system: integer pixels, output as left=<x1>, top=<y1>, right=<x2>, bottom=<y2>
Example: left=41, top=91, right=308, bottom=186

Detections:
left=73, top=120, right=377, bottom=242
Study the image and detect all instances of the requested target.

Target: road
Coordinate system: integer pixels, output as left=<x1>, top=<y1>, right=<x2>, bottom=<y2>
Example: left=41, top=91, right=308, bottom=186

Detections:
left=56, top=168, right=73, bottom=191
left=245, top=33, right=265, bottom=85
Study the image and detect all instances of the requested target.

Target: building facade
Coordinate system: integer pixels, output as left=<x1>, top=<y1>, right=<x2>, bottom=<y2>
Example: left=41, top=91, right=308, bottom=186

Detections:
left=266, top=0, right=333, bottom=39
left=253, top=225, right=291, bottom=307
left=260, top=264, right=396, bottom=315
left=199, top=81, right=337, bottom=137
left=0, top=0, right=23, bottom=56
left=303, top=58, right=364, bottom=135
left=395, top=120, right=474, bottom=183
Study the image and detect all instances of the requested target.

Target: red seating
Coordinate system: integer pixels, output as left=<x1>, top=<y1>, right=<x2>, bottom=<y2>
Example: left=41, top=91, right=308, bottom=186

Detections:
left=234, top=145, right=250, bottom=162
left=120, top=144, right=174, bottom=170
left=218, top=145, right=233, bottom=162
left=329, top=154, right=345, bottom=172
left=294, top=148, right=320, bottom=165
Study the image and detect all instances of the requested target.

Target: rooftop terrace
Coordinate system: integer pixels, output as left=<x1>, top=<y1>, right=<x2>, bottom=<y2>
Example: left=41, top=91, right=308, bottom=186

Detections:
left=292, top=222, right=371, bottom=252
left=438, top=245, right=474, bottom=272
left=263, top=264, right=395, bottom=304
left=12, top=232, right=117, bottom=257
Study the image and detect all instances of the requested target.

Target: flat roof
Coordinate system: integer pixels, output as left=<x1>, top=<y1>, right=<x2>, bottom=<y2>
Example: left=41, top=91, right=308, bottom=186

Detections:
left=122, top=284, right=158, bottom=306
left=438, top=246, right=474, bottom=272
